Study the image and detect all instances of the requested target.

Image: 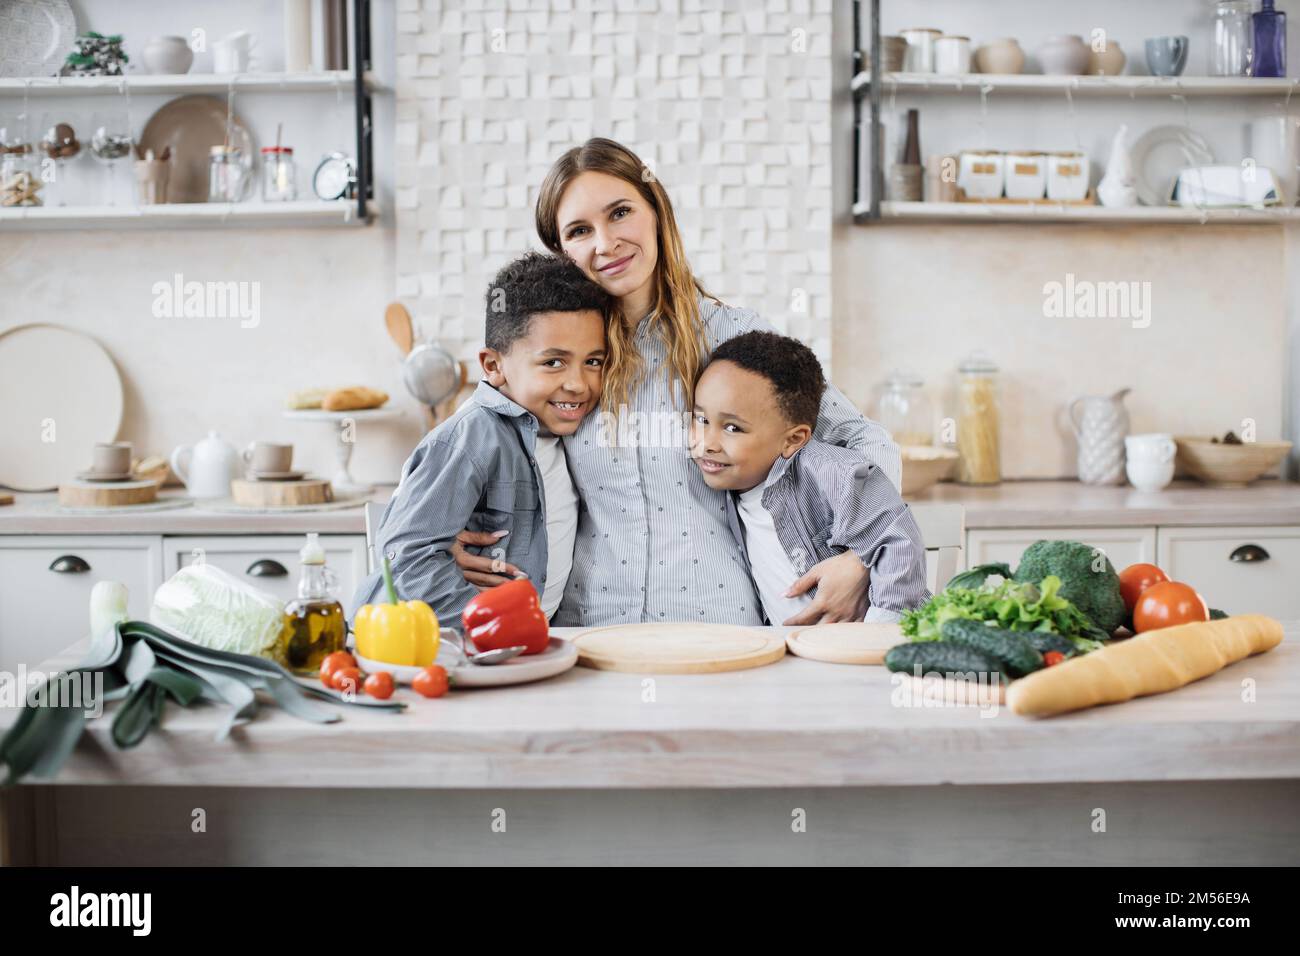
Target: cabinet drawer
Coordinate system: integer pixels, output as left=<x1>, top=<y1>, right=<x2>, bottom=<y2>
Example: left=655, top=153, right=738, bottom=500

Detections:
left=1157, top=527, right=1300, bottom=620
left=0, top=536, right=163, bottom=672
left=161, top=536, right=367, bottom=607
left=966, top=527, right=1156, bottom=572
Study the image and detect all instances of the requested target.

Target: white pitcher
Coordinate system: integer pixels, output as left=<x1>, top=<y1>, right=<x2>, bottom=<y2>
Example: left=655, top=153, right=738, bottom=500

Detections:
left=1069, top=388, right=1131, bottom=485
left=170, top=431, right=239, bottom=499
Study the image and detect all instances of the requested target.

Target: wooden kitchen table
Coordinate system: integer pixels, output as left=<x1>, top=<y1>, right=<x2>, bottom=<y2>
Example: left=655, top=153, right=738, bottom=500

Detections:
left=2, top=624, right=1298, bottom=866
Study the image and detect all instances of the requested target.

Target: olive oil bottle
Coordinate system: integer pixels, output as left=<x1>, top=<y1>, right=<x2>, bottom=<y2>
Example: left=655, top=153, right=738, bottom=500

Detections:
left=281, top=533, right=346, bottom=675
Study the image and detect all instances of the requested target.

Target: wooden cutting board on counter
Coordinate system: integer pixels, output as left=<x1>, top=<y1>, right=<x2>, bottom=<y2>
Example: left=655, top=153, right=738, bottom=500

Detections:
left=785, top=622, right=904, bottom=665
left=58, top=479, right=158, bottom=508
left=571, top=623, right=786, bottom=674
left=231, top=478, right=332, bottom=508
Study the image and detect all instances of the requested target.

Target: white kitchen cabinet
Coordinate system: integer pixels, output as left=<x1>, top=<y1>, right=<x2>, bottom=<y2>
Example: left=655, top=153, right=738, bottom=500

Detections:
left=965, top=527, right=1156, bottom=572
left=161, top=536, right=368, bottom=608
left=1158, top=527, right=1300, bottom=620
left=0, top=536, right=163, bottom=673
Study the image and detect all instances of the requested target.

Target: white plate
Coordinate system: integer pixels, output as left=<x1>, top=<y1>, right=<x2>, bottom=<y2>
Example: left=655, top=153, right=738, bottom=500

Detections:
left=0, top=324, right=123, bottom=491
left=1131, top=125, right=1214, bottom=206
left=356, top=637, right=578, bottom=689
left=0, top=0, right=76, bottom=78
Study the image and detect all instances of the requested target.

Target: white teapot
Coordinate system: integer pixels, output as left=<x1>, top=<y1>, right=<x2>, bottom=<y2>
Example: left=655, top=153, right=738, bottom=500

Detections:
left=170, top=431, right=239, bottom=499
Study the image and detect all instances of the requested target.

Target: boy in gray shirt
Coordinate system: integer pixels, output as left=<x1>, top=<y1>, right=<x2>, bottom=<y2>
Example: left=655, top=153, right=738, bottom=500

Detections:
left=352, top=253, right=611, bottom=622
left=690, top=331, right=930, bottom=625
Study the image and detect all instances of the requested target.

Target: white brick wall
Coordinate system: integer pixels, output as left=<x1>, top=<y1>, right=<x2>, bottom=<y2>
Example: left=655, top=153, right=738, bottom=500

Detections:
left=395, top=0, right=835, bottom=371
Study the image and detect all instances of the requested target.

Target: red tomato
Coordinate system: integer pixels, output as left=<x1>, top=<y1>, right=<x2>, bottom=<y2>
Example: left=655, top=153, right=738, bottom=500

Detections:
left=1043, top=651, right=1066, bottom=667
left=1133, top=581, right=1209, bottom=633
left=320, top=651, right=357, bottom=688
left=333, top=667, right=364, bottom=695
left=364, top=671, right=395, bottom=700
left=1118, top=563, right=1170, bottom=613
left=412, top=665, right=449, bottom=699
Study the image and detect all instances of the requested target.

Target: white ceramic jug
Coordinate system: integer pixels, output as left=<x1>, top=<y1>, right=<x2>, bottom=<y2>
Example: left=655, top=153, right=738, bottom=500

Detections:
left=1069, top=388, right=1131, bottom=485
left=170, top=431, right=239, bottom=499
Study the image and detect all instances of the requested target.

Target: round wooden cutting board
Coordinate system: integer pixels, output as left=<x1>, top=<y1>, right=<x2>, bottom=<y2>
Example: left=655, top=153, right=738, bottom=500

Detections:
left=231, top=478, right=332, bottom=507
left=58, top=479, right=158, bottom=508
left=571, top=623, right=786, bottom=674
left=785, top=621, right=905, bottom=665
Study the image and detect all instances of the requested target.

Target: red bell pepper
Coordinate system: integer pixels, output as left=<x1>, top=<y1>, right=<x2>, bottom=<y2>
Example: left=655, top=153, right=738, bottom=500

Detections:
left=462, top=578, right=550, bottom=656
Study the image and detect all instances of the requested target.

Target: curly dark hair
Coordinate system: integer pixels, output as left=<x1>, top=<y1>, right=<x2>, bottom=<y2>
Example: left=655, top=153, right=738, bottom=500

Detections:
left=705, top=330, right=826, bottom=427
left=484, top=252, right=613, bottom=353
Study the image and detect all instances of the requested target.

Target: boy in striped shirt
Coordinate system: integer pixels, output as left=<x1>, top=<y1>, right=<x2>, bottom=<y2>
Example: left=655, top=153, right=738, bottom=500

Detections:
left=689, top=331, right=930, bottom=625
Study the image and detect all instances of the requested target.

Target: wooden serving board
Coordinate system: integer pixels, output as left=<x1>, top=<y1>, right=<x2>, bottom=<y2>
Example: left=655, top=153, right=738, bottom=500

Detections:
left=231, top=478, right=332, bottom=508
left=786, top=622, right=904, bottom=665
left=572, top=623, right=786, bottom=674
left=58, top=479, right=158, bottom=508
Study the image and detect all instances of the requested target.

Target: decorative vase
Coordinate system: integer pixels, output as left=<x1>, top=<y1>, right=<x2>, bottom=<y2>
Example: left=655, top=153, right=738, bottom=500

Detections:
left=1038, top=34, right=1091, bottom=75
left=1088, top=39, right=1126, bottom=75
left=1097, top=124, right=1139, bottom=208
left=142, top=36, right=194, bottom=75
left=974, top=38, right=1025, bottom=74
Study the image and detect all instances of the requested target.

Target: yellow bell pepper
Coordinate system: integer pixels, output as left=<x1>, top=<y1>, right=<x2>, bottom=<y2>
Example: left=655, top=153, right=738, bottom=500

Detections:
left=353, top=556, right=439, bottom=666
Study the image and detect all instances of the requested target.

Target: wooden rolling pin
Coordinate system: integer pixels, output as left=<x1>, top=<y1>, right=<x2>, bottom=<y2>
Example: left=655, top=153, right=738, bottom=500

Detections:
left=1007, top=614, right=1283, bottom=718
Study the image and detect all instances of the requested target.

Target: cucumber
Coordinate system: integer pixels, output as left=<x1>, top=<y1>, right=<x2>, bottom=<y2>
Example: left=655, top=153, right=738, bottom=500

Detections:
left=884, top=642, right=1007, bottom=681
left=940, top=618, right=1045, bottom=676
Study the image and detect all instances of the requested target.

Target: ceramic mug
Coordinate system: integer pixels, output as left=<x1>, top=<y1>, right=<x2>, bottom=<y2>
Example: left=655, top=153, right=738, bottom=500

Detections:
left=1145, top=36, right=1189, bottom=77
left=214, top=31, right=256, bottom=73
left=243, top=441, right=293, bottom=474
left=91, top=441, right=132, bottom=476
left=1125, top=433, right=1176, bottom=491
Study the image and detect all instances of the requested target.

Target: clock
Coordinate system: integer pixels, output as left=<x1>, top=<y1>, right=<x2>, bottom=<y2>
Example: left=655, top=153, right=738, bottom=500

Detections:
left=312, top=153, right=357, bottom=200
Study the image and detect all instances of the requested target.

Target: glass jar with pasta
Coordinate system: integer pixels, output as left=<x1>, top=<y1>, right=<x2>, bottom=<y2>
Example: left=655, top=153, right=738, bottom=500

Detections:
left=955, top=353, right=1001, bottom=485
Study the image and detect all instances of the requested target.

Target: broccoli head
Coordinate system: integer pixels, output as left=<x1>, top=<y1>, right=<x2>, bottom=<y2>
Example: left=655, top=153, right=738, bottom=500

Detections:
left=1011, top=540, right=1126, bottom=635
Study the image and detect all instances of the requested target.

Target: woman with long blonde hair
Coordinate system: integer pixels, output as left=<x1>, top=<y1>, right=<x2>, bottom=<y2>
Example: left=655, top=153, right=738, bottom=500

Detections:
left=453, top=138, right=900, bottom=625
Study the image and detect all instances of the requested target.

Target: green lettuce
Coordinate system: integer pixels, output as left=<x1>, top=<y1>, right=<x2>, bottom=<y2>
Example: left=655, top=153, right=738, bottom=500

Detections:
left=901, top=575, right=1107, bottom=652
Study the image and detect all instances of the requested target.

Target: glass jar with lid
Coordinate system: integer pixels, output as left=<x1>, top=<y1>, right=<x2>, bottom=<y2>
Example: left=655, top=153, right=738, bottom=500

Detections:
left=261, top=145, right=296, bottom=201
left=872, top=370, right=934, bottom=448
left=0, top=128, right=40, bottom=207
left=208, top=145, right=249, bottom=202
left=954, top=352, right=1000, bottom=485
left=1211, top=0, right=1254, bottom=76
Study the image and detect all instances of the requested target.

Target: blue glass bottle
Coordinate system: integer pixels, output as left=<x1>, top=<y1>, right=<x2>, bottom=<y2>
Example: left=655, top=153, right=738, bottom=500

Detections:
left=1252, top=0, right=1287, bottom=77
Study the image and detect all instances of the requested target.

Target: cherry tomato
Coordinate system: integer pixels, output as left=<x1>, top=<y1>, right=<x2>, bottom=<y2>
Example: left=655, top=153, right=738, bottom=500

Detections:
left=1042, top=651, right=1066, bottom=667
left=364, top=671, right=395, bottom=700
left=412, top=665, right=449, bottom=699
left=333, top=666, right=364, bottom=696
left=1133, top=581, right=1209, bottom=633
left=320, top=651, right=357, bottom=688
left=1118, top=563, right=1170, bottom=613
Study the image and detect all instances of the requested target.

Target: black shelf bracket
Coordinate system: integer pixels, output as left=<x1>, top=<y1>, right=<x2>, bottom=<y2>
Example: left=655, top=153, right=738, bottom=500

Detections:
left=354, top=0, right=374, bottom=221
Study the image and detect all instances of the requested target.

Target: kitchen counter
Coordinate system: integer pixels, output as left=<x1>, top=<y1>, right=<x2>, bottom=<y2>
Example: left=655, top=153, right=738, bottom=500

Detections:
left=907, top=478, right=1300, bottom=528
left=0, top=487, right=396, bottom=534
left=8, top=624, right=1296, bottom=790
left=3, top=479, right=1297, bottom=534
left=4, top=624, right=1296, bottom=865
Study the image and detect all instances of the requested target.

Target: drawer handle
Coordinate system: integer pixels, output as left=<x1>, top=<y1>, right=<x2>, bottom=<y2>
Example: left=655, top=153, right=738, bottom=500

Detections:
left=1229, top=544, right=1270, bottom=563
left=49, top=554, right=92, bottom=573
left=245, top=559, right=289, bottom=578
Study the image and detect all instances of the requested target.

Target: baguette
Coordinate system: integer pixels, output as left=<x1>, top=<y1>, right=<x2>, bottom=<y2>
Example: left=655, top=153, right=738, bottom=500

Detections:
left=1007, top=614, right=1283, bottom=717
